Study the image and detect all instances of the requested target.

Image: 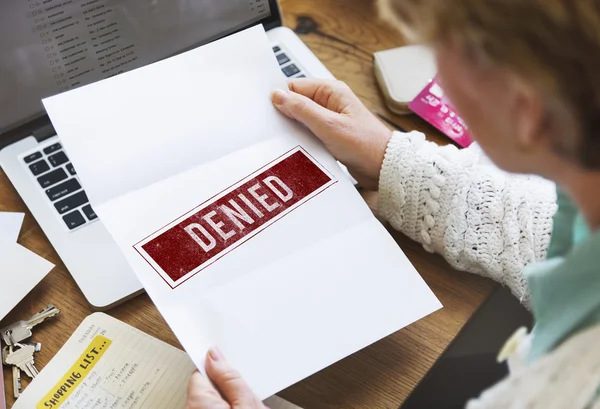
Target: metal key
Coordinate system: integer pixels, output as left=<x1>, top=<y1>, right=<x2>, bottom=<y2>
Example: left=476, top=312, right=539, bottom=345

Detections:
left=0, top=304, right=60, bottom=345
left=3, top=344, right=37, bottom=398
left=2, top=345, right=23, bottom=398
left=1, top=345, right=11, bottom=364
left=5, top=343, right=39, bottom=379
left=2, top=343, right=40, bottom=362
left=29, top=342, right=42, bottom=353
left=12, top=364, right=22, bottom=398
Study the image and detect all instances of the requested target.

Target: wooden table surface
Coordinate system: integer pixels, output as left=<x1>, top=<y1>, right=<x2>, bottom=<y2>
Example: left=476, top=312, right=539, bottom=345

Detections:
left=1, top=1, right=496, bottom=408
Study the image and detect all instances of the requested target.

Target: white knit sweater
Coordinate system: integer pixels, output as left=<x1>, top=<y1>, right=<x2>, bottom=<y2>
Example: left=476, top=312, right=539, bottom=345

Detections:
left=377, top=131, right=600, bottom=408
left=378, top=131, right=557, bottom=305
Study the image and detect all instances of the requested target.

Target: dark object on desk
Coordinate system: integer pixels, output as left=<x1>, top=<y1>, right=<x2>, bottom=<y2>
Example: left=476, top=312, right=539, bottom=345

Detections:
left=0, top=361, right=5, bottom=409
left=376, top=113, right=408, bottom=133
left=400, top=285, right=533, bottom=409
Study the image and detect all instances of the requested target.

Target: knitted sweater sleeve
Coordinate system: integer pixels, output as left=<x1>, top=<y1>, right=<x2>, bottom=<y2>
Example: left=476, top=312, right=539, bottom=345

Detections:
left=377, top=131, right=557, bottom=304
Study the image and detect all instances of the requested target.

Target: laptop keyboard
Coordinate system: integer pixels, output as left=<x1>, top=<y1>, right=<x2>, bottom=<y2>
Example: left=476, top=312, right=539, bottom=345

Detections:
left=272, top=45, right=306, bottom=79
left=23, top=142, right=96, bottom=231
left=22, top=45, right=304, bottom=232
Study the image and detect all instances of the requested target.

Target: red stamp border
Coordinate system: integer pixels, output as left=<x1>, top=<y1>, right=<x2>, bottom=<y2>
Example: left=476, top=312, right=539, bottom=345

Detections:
left=133, top=146, right=338, bottom=289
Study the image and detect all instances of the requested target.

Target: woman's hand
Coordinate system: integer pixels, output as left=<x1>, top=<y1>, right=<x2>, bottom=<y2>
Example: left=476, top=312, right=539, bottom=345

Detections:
left=272, top=79, right=392, bottom=191
left=186, top=348, right=267, bottom=409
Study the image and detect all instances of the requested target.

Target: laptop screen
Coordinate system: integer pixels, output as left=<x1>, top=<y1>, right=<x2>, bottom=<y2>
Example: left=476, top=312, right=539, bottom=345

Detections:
left=0, top=0, right=274, bottom=133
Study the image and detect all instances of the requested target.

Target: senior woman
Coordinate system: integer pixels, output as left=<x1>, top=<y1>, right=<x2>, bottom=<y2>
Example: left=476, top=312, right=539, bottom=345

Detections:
left=185, top=0, right=600, bottom=408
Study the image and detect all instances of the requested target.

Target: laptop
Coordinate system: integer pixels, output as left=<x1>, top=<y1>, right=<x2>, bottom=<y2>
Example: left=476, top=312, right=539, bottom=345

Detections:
left=400, top=285, right=533, bottom=409
left=0, top=0, right=334, bottom=310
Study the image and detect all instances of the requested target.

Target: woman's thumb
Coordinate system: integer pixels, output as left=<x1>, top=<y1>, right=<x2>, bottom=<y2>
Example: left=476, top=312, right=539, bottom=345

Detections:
left=272, top=89, right=336, bottom=136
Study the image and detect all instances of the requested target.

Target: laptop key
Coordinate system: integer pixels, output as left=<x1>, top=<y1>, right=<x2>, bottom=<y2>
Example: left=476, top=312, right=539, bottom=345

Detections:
left=37, top=168, right=68, bottom=188
left=276, top=53, right=290, bottom=65
left=45, top=178, right=82, bottom=201
left=29, top=160, right=50, bottom=176
left=54, top=191, right=88, bottom=214
left=282, top=64, right=300, bottom=77
left=62, top=210, right=86, bottom=230
left=297, top=74, right=306, bottom=78
left=82, top=204, right=98, bottom=221
left=66, top=163, right=76, bottom=176
left=24, top=152, right=42, bottom=164
left=48, top=151, right=68, bottom=167
left=43, top=143, right=62, bottom=155
left=272, top=46, right=281, bottom=53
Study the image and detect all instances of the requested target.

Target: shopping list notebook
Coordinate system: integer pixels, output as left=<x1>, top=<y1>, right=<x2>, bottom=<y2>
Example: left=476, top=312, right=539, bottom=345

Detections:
left=13, top=313, right=195, bottom=409
left=42, top=26, right=442, bottom=399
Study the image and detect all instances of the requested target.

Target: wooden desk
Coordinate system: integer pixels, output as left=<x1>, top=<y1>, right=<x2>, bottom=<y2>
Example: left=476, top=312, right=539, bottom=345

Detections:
left=1, top=1, right=495, bottom=407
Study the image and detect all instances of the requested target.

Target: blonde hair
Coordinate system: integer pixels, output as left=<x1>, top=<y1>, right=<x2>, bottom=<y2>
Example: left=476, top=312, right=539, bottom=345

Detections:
left=379, top=0, right=600, bottom=169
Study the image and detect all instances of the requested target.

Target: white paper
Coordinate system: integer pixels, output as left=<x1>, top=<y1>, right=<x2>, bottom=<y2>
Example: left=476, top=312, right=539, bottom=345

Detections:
left=0, top=212, right=24, bottom=242
left=0, top=237, right=54, bottom=321
left=43, top=26, right=442, bottom=399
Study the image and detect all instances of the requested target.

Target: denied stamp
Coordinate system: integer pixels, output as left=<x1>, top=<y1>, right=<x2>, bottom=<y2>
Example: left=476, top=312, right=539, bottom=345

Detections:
left=134, top=146, right=337, bottom=289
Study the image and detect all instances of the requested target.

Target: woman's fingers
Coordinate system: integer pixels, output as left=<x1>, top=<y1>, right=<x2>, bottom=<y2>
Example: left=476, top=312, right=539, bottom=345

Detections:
left=185, top=370, right=229, bottom=409
left=287, top=78, right=357, bottom=112
left=272, top=88, right=338, bottom=140
left=185, top=350, right=267, bottom=409
left=205, top=348, right=264, bottom=408
left=271, top=88, right=329, bottom=121
left=271, top=78, right=393, bottom=191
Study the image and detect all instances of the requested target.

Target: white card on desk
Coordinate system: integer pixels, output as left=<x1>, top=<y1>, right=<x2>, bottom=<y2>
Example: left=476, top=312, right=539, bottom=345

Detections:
left=13, top=313, right=196, bottom=409
left=0, top=237, right=54, bottom=321
left=0, top=212, right=25, bottom=242
left=43, top=25, right=442, bottom=399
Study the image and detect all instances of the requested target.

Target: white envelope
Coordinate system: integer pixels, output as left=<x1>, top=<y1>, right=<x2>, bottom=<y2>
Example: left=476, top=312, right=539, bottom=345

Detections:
left=0, top=237, right=54, bottom=321
left=0, top=212, right=25, bottom=242
left=43, top=26, right=442, bottom=399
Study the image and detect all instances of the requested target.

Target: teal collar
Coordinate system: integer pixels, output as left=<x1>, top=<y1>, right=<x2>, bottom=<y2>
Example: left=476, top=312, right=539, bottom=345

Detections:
left=527, top=229, right=600, bottom=362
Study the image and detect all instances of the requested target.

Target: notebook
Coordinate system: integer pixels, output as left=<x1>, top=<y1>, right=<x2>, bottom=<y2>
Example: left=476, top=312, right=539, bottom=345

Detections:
left=13, top=313, right=196, bottom=409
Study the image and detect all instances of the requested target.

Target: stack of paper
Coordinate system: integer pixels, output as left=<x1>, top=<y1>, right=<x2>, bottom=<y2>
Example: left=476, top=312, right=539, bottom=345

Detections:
left=0, top=212, right=24, bottom=242
left=0, top=213, right=54, bottom=321
left=43, top=26, right=441, bottom=399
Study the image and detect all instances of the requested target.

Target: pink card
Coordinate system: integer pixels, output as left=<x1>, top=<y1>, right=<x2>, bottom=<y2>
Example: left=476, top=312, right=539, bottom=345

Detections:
left=409, top=76, right=473, bottom=148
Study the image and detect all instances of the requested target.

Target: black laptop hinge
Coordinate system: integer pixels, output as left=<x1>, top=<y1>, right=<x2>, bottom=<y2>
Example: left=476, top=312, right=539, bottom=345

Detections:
left=33, top=123, right=57, bottom=143
left=0, top=116, right=55, bottom=150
